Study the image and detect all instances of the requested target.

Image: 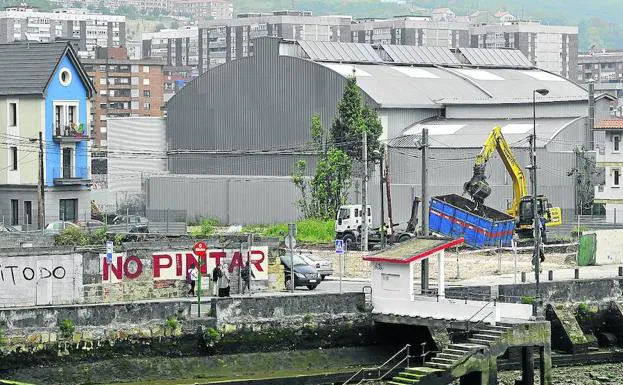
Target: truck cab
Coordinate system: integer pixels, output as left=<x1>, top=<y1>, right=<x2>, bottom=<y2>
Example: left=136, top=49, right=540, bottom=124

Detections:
left=335, top=204, right=372, bottom=248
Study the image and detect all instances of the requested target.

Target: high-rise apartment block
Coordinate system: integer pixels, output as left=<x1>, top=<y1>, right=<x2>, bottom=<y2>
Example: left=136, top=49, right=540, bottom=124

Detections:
left=82, top=47, right=164, bottom=149
left=350, top=16, right=469, bottom=47
left=0, top=6, right=126, bottom=58
left=196, top=11, right=352, bottom=71
left=469, top=20, right=578, bottom=79
left=142, top=26, right=199, bottom=68
left=171, top=0, right=233, bottom=19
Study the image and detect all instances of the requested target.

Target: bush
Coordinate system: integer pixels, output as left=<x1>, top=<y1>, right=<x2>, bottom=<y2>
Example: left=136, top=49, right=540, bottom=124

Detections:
left=520, top=296, right=535, bottom=305
left=58, top=319, right=75, bottom=338
left=192, top=218, right=221, bottom=237
left=54, top=227, right=87, bottom=246
left=165, top=317, right=179, bottom=329
left=204, top=327, right=221, bottom=347
left=0, top=328, right=5, bottom=346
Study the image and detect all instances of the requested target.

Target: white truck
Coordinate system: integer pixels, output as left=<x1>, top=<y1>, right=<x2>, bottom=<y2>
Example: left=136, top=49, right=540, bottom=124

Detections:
left=335, top=197, right=421, bottom=250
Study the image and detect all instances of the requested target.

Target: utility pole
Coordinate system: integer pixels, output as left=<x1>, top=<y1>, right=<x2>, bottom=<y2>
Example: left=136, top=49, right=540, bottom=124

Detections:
left=385, top=145, right=394, bottom=233
left=37, top=131, right=45, bottom=230
left=379, top=147, right=386, bottom=248
left=531, top=88, right=549, bottom=318
left=362, top=130, right=369, bottom=252
left=421, top=128, right=429, bottom=293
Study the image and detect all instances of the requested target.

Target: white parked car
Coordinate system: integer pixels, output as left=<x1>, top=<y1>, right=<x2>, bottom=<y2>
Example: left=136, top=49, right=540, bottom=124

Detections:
left=299, top=253, right=333, bottom=280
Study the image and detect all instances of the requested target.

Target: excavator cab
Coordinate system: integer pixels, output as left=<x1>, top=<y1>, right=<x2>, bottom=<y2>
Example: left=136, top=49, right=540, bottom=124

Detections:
left=517, top=196, right=563, bottom=237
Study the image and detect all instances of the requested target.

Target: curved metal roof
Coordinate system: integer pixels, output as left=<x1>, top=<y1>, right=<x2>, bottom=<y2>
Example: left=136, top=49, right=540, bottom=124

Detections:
left=317, top=62, right=588, bottom=108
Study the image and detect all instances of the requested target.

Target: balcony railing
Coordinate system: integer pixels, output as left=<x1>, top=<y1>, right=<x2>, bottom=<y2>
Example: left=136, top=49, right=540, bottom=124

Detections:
left=54, top=124, right=89, bottom=142
left=51, top=166, right=90, bottom=185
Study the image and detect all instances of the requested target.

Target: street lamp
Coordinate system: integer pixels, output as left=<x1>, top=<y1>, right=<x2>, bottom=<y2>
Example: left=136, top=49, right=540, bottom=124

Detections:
left=532, top=88, right=549, bottom=318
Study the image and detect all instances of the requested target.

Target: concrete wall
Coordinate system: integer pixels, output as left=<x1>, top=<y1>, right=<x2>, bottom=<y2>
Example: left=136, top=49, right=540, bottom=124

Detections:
left=586, top=229, right=623, bottom=264
left=0, top=249, right=83, bottom=307
left=0, top=243, right=277, bottom=308
left=213, top=292, right=365, bottom=327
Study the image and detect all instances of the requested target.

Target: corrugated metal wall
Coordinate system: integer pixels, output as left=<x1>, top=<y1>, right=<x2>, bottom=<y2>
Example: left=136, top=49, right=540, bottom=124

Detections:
left=147, top=175, right=302, bottom=224
left=166, top=38, right=379, bottom=175
left=447, top=102, right=587, bottom=120
left=169, top=153, right=319, bottom=177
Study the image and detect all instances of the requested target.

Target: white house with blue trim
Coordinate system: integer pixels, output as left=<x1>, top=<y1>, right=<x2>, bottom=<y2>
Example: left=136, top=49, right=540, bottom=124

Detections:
left=0, top=41, right=95, bottom=229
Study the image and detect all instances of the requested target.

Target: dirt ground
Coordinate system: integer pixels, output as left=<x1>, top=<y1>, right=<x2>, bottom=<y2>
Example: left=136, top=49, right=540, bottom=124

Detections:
left=309, top=245, right=578, bottom=283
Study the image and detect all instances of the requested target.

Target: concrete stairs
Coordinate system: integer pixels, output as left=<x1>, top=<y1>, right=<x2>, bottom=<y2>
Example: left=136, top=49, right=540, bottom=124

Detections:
left=388, top=325, right=512, bottom=385
left=387, top=367, right=443, bottom=385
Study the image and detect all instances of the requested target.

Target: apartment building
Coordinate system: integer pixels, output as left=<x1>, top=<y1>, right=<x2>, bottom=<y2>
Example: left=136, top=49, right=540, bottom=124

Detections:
left=197, top=11, right=352, bottom=72
left=350, top=16, right=469, bottom=47
left=594, top=119, right=623, bottom=222
left=469, top=20, right=578, bottom=80
left=0, top=6, right=126, bottom=58
left=170, top=0, right=232, bottom=20
left=82, top=47, right=164, bottom=149
left=578, top=51, right=623, bottom=103
left=142, top=26, right=199, bottom=68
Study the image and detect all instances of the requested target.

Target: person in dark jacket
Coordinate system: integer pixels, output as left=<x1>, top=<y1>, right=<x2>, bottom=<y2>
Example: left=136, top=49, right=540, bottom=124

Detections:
left=241, top=261, right=255, bottom=294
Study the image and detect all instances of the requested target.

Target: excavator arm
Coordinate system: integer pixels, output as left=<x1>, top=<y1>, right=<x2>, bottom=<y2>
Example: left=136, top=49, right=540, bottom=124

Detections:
left=463, top=126, right=528, bottom=217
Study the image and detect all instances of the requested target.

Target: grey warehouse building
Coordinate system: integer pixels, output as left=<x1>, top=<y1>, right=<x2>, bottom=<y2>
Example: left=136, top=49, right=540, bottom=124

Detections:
left=149, top=37, right=610, bottom=226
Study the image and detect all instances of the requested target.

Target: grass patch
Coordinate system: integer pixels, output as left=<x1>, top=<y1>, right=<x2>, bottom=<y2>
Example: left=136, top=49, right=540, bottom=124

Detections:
left=242, top=219, right=334, bottom=245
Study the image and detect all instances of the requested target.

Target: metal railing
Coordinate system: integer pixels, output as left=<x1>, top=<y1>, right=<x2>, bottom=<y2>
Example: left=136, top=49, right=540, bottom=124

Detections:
left=342, top=344, right=411, bottom=385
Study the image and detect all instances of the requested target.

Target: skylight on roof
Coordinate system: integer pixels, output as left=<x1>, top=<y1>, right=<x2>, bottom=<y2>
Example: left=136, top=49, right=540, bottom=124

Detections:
left=403, top=124, right=465, bottom=136
left=321, top=63, right=371, bottom=77
left=454, top=69, right=504, bottom=81
left=391, top=67, right=439, bottom=79
left=520, top=71, right=564, bottom=82
left=501, top=124, right=533, bottom=134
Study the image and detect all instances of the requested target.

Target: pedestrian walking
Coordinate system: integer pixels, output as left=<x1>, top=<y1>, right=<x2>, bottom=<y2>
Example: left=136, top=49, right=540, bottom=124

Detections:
left=241, top=261, right=255, bottom=294
left=187, top=264, right=198, bottom=297
left=212, top=264, right=222, bottom=296
left=218, top=263, right=231, bottom=297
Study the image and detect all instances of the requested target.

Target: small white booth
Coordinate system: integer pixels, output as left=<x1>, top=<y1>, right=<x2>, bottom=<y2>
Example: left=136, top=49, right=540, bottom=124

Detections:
left=363, top=237, right=533, bottom=322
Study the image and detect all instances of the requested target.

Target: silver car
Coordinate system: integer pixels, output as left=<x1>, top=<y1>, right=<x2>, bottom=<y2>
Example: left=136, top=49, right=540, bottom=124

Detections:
left=299, top=253, right=333, bottom=280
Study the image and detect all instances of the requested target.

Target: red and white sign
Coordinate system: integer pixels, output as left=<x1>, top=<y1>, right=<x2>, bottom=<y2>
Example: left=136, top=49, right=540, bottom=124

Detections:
left=193, top=242, right=207, bottom=258
left=101, top=247, right=268, bottom=283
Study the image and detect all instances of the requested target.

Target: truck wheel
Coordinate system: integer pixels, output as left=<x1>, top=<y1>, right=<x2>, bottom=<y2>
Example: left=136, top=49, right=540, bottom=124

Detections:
left=342, top=234, right=356, bottom=248
left=307, top=285, right=317, bottom=290
left=398, top=234, right=411, bottom=243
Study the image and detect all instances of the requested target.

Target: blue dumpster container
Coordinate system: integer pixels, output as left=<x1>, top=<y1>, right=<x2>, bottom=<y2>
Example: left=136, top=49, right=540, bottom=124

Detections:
left=429, top=194, right=515, bottom=248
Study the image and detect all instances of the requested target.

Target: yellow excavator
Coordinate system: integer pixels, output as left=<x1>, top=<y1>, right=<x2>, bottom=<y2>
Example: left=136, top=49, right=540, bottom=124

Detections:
left=463, top=126, right=562, bottom=237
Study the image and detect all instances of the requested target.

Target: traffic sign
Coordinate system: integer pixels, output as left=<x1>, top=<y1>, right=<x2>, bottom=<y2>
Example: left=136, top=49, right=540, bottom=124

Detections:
left=193, top=241, right=208, bottom=257
left=106, top=241, right=114, bottom=264
left=335, top=239, right=345, bottom=254
left=285, top=235, right=297, bottom=250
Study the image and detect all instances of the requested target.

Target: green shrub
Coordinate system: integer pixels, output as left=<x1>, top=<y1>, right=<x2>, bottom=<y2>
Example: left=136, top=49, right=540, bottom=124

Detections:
left=58, top=319, right=75, bottom=338
left=165, top=317, right=179, bottom=329
left=520, top=296, right=535, bottom=305
left=114, top=233, right=125, bottom=246
left=204, top=327, right=221, bottom=347
left=0, top=327, right=5, bottom=346
left=192, top=218, right=221, bottom=237
left=54, top=227, right=87, bottom=246
left=86, top=227, right=108, bottom=245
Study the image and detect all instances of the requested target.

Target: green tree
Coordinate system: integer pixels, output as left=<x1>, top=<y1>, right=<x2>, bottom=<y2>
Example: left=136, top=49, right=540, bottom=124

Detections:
left=330, top=76, right=383, bottom=163
left=293, top=115, right=351, bottom=220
